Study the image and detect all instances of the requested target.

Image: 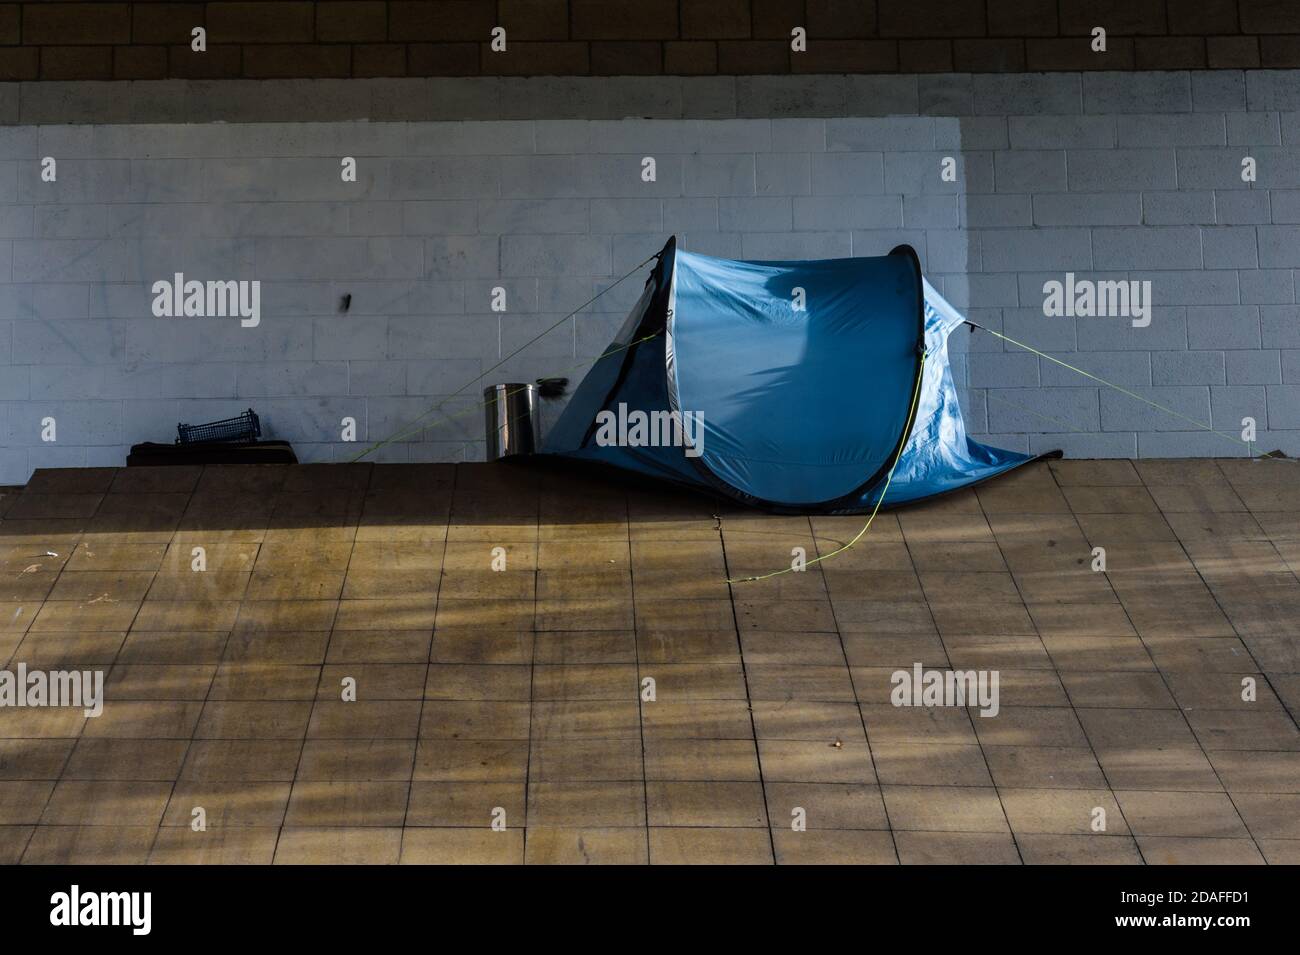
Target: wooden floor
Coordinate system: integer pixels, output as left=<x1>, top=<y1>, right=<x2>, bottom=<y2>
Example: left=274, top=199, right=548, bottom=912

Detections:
left=0, top=457, right=1298, bottom=864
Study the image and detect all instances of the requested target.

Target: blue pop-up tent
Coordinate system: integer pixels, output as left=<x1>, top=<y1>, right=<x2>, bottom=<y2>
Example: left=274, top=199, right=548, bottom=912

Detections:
left=543, top=237, right=1053, bottom=513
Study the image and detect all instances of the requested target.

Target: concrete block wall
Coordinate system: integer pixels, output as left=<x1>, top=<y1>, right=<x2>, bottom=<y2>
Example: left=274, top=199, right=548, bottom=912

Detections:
left=955, top=71, right=1300, bottom=458
left=0, top=70, right=1298, bottom=482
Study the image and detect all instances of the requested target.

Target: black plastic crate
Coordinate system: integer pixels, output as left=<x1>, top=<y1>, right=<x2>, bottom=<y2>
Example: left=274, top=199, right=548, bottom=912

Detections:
left=176, top=408, right=261, bottom=445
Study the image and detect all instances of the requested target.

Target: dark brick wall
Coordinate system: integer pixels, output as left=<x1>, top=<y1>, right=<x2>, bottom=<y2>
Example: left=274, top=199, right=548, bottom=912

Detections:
left=3, top=1, right=1300, bottom=80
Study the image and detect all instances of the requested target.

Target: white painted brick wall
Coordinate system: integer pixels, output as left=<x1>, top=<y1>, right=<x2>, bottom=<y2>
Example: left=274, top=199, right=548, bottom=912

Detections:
left=1, top=72, right=1299, bottom=481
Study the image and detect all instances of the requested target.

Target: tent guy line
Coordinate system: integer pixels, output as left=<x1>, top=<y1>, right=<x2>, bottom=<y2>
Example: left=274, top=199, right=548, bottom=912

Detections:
left=965, top=320, right=1283, bottom=460
left=438, top=330, right=669, bottom=462
left=349, top=251, right=662, bottom=462
left=984, top=389, right=1103, bottom=442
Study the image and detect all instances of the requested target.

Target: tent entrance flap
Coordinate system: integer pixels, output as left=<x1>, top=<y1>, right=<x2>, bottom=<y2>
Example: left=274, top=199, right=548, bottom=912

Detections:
left=543, top=237, right=1044, bottom=513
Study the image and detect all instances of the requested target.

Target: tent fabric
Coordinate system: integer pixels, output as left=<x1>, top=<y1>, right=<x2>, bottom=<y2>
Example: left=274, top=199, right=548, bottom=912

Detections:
left=874, top=277, right=1041, bottom=507
left=542, top=237, right=1048, bottom=513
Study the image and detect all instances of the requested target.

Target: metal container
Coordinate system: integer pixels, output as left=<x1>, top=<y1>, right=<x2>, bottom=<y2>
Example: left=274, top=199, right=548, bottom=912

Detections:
left=484, top=383, right=542, bottom=460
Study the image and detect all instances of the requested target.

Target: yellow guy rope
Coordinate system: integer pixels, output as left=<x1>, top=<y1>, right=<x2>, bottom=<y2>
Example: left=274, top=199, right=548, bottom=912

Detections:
left=727, top=349, right=929, bottom=584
